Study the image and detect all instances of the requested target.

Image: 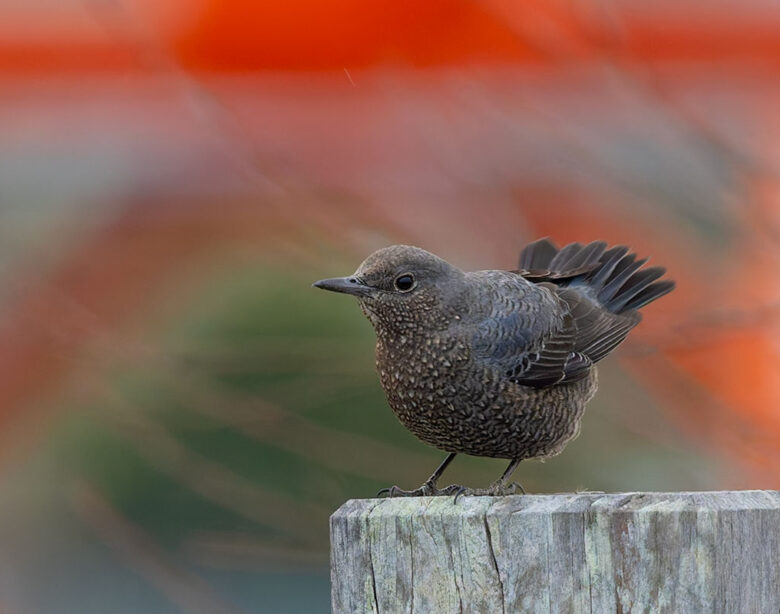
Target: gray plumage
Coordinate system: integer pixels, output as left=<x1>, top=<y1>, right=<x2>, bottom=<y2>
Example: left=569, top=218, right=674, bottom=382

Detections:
left=313, top=239, right=674, bottom=496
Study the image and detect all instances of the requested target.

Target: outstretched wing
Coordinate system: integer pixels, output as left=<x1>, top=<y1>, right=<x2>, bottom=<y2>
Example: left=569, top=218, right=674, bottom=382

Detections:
left=473, top=238, right=674, bottom=389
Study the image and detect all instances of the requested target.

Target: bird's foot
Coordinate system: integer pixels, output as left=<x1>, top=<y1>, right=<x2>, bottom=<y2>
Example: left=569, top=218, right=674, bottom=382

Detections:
left=452, top=481, right=525, bottom=503
left=376, top=480, right=457, bottom=498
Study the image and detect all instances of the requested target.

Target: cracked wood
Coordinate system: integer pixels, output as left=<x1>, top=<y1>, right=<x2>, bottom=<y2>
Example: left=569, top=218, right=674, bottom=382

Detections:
left=330, top=491, right=780, bottom=614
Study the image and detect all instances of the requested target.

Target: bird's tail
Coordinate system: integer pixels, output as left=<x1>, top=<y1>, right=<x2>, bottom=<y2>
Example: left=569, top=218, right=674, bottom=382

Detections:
left=518, top=238, right=675, bottom=314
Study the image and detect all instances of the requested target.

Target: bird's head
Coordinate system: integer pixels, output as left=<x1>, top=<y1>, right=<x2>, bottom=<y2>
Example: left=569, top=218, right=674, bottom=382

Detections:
left=313, top=245, right=467, bottom=332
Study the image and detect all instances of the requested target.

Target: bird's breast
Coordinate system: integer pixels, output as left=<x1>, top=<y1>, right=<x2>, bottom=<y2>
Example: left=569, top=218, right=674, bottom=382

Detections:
left=373, top=328, right=479, bottom=427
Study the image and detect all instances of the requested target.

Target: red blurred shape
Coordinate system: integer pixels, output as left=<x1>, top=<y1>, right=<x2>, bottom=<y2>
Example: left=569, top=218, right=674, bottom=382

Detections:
left=5, top=2, right=780, bottom=73
left=175, top=0, right=544, bottom=71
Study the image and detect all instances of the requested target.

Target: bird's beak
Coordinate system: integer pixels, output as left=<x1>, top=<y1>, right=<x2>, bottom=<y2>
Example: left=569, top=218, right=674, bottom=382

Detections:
left=312, top=276, right=373, bottom=297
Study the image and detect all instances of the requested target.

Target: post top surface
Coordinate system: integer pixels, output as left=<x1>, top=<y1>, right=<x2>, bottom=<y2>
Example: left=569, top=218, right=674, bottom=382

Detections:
left=332, top=490, right=780, bottom=519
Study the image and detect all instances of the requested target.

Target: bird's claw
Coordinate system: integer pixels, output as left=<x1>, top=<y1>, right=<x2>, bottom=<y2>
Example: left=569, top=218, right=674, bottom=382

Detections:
left=451, top=481, right=526, bottom=503
left=452, top=485, right=469, bottom=504
left=507, top=481, right=526, bottom=495
left=376, top=480, right=445, bottom=498
left=376, top=477, right=525, bottom=503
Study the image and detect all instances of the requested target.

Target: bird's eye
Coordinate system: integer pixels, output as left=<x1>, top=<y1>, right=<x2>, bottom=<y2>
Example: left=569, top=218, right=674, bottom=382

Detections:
left=394, top=274, right=415, bottom=292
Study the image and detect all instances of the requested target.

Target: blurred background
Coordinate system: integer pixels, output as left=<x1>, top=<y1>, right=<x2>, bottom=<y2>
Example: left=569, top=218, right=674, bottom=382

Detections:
left=1, top=0, right=780, bottom=612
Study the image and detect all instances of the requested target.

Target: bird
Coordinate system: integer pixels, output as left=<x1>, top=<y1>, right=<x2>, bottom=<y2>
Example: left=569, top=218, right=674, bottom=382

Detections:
left=313, top=238, right=674, bottom=497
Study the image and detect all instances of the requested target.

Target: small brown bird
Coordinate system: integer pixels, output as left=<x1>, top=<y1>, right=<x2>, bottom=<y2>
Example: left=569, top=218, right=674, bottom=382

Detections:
left=314, top=239, right=674, bottom=497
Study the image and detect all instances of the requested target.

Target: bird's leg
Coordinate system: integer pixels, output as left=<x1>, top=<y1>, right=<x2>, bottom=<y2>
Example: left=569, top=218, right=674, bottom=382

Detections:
left=377, top=453, right=457, bottom=497
left=492, top=458, right=524, bottom=494
left=453, top=458, right=525, bottom=503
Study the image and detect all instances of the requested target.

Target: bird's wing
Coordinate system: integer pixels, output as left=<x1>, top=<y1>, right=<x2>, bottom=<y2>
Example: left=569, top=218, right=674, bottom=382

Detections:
left=472, top=279, right=640, bottom=389
left=554, top=285, right=640, bottom=366
left=471, top=278, right=582, bottom=388
left=508, top=236, right=675, bottom=385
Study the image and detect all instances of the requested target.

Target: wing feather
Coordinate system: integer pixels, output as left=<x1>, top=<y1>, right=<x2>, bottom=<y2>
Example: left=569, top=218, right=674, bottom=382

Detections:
left=473, top=239, right=674, bottom=389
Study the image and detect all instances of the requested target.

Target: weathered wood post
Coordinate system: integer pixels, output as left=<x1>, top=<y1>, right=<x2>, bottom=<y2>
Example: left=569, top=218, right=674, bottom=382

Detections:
left=330, top=491, right=780, bottom=613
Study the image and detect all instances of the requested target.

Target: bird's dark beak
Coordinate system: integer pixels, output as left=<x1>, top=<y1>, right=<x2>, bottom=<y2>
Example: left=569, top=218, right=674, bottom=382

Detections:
left=312, top=276, right=372, bottom=297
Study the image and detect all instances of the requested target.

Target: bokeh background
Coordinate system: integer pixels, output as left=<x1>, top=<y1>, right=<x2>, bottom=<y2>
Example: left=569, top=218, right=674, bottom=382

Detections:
left=2, top=1, right=780, bottom=612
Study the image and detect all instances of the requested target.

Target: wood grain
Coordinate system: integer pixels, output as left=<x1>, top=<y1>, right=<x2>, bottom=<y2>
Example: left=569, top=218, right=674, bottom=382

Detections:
left=330, top=491, right=780, bottom=613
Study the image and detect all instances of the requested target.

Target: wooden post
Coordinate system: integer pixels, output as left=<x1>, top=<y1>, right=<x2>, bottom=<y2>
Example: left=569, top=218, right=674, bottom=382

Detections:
left=330, top=491, right=780, bottom=613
